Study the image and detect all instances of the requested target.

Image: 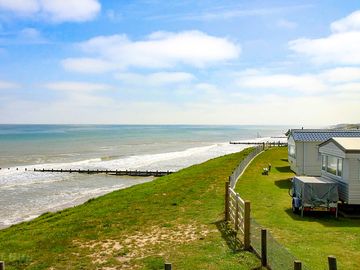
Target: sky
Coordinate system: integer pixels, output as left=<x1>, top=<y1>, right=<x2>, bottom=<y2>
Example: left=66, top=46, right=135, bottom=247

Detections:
left=0, top=0, right=360, bottom=125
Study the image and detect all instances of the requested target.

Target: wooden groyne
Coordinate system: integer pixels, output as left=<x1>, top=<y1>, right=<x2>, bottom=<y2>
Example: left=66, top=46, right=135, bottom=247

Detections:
left=229, top=141, right=287, bottom=146
left=32, top=168, right=172, bottom=177
left=0, top=167, right=172, bottom=177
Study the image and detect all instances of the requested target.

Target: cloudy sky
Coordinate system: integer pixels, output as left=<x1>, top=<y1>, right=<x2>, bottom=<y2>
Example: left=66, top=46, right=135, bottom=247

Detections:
left=0, top=0, right=359, bottom=125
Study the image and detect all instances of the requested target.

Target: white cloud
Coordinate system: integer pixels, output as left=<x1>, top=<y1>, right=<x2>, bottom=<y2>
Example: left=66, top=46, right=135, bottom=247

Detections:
left=333, top=82, right=360, bottom=93
left=289, top=10, right=360, bottom=65
left=116, top=72, right=195, bottom=86
left=0, top=80, right=19, bottom=89
left=150, top=5, right=312, bottom=21
left=194, top=83, right=219, bottom=95
left=331, top=10, right=360, bottom=33
left=18, top=27, right=47, bottom=43
left=64, top=31, right=240, bottom=72
left=62, top=58, right=115, bottom=74
left=45, top=81, right=113, bottom=92
left=106, top=9, right=122, bottom=22
left=0, top=0, right=39, bottom=15
left=289, top=32, right=360, bottom=65
left=0, top=0, right=101, bottom=22
left=277, top=19, right=297, bottom=29
left=237, top=73, right=326, bottom=94
left=320, top=67, right=360, bottom=83
left=40, top=0, right=100, bottom=22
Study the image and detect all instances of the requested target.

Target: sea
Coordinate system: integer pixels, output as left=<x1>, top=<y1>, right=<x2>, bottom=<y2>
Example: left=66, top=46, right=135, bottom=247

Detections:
left=0, top=125, right=288, bottom=229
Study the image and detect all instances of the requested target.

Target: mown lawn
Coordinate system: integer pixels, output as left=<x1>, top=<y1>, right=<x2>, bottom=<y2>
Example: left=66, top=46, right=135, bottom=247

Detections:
left=0, top=148, right=261, bottom=270
left=235, top=147, right=360, bottom=270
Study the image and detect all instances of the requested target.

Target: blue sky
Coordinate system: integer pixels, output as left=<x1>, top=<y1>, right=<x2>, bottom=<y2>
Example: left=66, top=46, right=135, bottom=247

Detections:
left=0, top=0, right=360, bottom=125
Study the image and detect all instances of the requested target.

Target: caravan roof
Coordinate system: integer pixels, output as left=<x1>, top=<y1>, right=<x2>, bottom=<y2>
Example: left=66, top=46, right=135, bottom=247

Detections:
left=288, top=129, right=360, bottom=142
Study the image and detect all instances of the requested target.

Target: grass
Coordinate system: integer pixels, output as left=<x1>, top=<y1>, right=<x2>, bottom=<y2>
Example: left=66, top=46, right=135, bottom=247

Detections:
left=0, top=147, right=261, bottom=270
left=235, top=147, right=360, bottom=270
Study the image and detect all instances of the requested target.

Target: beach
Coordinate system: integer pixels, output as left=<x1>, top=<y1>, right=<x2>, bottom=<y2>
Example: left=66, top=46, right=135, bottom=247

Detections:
left=0, top=125, right=287, bottom=229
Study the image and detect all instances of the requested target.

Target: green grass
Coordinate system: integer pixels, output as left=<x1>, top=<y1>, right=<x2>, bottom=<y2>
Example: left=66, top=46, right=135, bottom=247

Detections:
left=235, top=147, right=360, bottom=270
left=0, top=148, right=261, bottom=270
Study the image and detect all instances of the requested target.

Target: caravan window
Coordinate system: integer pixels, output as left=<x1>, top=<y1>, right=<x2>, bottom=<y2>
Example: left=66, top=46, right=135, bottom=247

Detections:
left=324, top=154, right=343, bottom=177
left=288, top=145, right=296, bottom=158
left=321, top=155, right=327, bottom=171
left=326, top=156, right=337, bottom=175
left=337, top=159, right=343, bottom=177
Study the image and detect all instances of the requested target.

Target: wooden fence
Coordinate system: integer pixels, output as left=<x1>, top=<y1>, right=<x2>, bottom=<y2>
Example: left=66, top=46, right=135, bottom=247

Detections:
left=225, top=182, right=250, bottom=249
left=224, top=145, right=339, bottom=270
left=229, top=145, right=264, bottom=188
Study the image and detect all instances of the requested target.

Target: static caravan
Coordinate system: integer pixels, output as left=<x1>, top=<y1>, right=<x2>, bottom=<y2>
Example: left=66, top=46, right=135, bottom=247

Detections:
left=319, top=137, right=360, bottom=205
left=287, top=129, right=360, bottom=176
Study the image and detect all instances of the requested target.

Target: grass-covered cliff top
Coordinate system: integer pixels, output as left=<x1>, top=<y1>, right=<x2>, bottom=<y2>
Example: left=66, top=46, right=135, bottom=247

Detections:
left=0, top=147, right=260, bottom=270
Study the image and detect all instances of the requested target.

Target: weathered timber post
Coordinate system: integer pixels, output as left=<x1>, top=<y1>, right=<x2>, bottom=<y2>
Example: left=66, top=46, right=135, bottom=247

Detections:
left=235, top=195, right=240, bottom=231
left=225, top=181, right=230, bottom=221
left=294, top=260, right=302, bottom=270
left=164, top=262, right=172, bottom=270
left=0, top=261, right=5, bottom=270
left=328, top=256, right=337, bottom=270
left=244, top=200, right=251, bottom=250
left=261, top=229, right=267, bottom=267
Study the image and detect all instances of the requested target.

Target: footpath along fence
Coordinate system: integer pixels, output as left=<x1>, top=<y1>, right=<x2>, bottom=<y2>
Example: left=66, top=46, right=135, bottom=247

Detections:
left=224, top=145, right=339, bottom=270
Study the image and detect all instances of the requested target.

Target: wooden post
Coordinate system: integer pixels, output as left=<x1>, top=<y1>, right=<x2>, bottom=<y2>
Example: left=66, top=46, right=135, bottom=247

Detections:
left=225, top=181, right=230, bottom=221
left=235, top=196, right=240, bottom=231
left=328, top=256, right=337, bottom=270
left=0, top=261, right=5, bottom=270
left=294, top=260, right=302, bottom=270
left=244, top=200, right=251, bottom=250
left=164, top=262, right=172, bottom=270
left=261, top=229, right=267, bottom=267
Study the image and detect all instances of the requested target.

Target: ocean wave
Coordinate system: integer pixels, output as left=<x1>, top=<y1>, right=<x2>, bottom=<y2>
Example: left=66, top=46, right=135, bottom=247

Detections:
left=0, top=142, right=249, bottom=187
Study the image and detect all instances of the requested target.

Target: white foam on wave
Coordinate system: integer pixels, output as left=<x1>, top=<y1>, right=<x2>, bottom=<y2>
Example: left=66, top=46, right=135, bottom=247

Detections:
left=0, top=141, right=252, bottom=228
left=0, top=142, right=248, bottom=188
left=0, top=179, right=150, bottom=228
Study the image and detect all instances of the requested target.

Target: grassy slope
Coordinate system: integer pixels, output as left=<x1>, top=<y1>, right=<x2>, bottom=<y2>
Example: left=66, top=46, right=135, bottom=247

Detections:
left=0, top=148, right=261, bottom=270
left=235, top=147, right=360, bottom=270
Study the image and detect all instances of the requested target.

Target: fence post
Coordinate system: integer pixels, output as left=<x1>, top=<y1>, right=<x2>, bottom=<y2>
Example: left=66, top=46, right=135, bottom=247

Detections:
left=0, top=261, right=4, bottom=270
left=328, top=256, right=337, bottom=270
left=235, top=195, right=240, bottom=231
left=294, top=260, right=302, bottom=270
left=261, top=229, right=267, bottom=267
left=225, top=181, right=230, bottom=221
left=244, top=201, right=251, bottom=250
left=164, top=263, right=172, bottom=270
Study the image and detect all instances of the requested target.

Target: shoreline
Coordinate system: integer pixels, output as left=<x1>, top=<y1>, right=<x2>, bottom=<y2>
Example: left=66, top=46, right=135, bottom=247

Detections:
left=0, top=176, right=152, bottom=230
left=0, top=137, right=286, bottom=230
left=0, top=148, right=261, bottom=269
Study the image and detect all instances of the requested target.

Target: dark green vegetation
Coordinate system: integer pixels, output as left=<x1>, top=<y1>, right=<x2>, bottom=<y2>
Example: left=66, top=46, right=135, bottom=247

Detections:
left=235, top=147, right=360, bottom=270
left=0, top=148, right=261, bottom=270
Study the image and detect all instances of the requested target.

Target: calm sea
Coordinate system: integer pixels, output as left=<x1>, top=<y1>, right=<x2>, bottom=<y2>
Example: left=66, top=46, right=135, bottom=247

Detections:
left=0, top=125, right=287, bottom=228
